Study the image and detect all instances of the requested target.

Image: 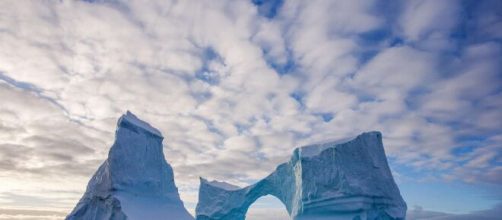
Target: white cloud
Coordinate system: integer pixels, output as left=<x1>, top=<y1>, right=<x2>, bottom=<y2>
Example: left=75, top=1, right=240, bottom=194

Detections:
left=399, top=0, right=460, bottom=41
left=0, top=0, right=500, bottom=217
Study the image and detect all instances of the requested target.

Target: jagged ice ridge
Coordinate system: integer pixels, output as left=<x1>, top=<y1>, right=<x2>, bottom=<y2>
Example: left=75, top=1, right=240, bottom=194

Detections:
left=67, top=112, right=406, bottom=220
left=196, top=132, right=407, bottom=220
left=66, top=111, right=193, bottom=220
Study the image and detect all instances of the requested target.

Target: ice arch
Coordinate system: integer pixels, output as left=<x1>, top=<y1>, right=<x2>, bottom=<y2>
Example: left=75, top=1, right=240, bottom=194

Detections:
left=246, top=196, right=289, bottom=220
left=195, top=132, right=407, bottom=220
left=196, top=157, right=301, bottom=220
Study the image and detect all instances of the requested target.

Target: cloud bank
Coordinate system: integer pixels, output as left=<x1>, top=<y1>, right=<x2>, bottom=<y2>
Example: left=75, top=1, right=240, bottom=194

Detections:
left=0, top=0, right=501, bottom=217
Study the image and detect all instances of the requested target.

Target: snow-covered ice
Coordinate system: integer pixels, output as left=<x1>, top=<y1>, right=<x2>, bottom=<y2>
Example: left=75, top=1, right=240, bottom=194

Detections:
left=66, top=112, right=405, bottom=220
left=196, top=131, right=406, bottom=220
left=66, top=111, right=193, bottom=220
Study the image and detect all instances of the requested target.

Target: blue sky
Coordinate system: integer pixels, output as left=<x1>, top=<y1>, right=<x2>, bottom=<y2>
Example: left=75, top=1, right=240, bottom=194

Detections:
left=0, top=0, right=501, bottom=219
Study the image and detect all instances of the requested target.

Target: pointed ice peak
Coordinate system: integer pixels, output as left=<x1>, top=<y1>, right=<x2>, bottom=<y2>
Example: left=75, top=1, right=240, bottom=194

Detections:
left=67, top=112, right=193, bottom=220
left=118, top=110, right=163, bottom=138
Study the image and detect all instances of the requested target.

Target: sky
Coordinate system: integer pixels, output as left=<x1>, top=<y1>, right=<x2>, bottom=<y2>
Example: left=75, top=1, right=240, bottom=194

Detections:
left=0, top=0, right=501, bottom=219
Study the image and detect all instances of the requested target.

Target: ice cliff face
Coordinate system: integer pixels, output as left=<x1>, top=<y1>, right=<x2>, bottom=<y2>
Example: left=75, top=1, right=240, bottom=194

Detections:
left=196, top=131, right=406, bottom=220
left=67, top=111, right=193, bottom=220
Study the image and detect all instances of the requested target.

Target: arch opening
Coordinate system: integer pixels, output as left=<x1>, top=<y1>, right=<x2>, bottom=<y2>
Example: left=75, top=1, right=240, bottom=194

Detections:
left=245, top=195, right=289, bottom=220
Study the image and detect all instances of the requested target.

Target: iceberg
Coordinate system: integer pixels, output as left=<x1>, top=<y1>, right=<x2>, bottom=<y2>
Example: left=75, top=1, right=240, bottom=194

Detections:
left=195, top=131, right=406, bottom=220
left=67, top=111, right=194, bottom=220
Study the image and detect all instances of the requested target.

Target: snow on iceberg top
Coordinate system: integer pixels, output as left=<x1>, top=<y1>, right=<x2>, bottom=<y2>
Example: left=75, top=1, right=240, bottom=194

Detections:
left=298, top=131, right=381, bottom=158
left=201, top=178, right=241, bottom=191
left=118, top=111, right=163, bottom=138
